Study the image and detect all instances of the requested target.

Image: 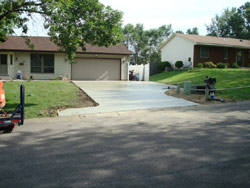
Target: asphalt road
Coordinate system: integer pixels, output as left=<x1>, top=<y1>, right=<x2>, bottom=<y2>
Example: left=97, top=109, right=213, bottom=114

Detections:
left=0, top=101, right=250, bottom=188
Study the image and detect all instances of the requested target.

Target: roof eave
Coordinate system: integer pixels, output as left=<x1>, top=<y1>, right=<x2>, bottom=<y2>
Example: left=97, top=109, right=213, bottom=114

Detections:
left=158, top=33, right=177, bottom=51
left=0, top=49, right=131, bottom=55
left=195, top=42, right=250, bottom=49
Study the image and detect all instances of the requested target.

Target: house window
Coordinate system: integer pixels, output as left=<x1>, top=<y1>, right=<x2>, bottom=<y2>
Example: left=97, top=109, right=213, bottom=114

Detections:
left=224, top=48, right=228, bottom=59
left=200, top=46, right=209, bottom=58
left=31, top=54, right=54, bottom=73
left=0, top=54, right=8, bottom=75
left=0, top=54, right=7, bottom=65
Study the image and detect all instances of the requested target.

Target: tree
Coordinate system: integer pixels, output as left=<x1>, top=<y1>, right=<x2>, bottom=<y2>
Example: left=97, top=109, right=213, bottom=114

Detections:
left=206, top=8, right=236, bottom=37
left=175, top=30, right=184, bottom=34
left=231, top=2, right=250, bottom=39
left=186, top=27, right=199, bottom=35
left=0, top=0, right=123, bottom=63
left=123, top=24, right=149, bottom=64
left=123, top=24, right=172, bottom=64
left=206, top=2, right=250, bottom=39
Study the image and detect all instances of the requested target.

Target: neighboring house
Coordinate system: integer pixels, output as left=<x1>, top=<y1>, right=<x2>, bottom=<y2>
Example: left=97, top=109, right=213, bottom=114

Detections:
left=0, top=36, right=131, bottom=80
left=159, top=33, right=250, bottom=67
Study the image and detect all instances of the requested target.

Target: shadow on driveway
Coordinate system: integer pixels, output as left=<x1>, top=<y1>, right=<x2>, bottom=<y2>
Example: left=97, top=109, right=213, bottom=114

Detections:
left=1, top=105, right=250, bottom=188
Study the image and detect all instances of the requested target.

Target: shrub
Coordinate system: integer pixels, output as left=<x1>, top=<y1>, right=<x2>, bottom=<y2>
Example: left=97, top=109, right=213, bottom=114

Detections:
left=175, top=61, right=184, bottom=69
left=216, top=62, right=227, bottom=69
left=203, top=61, right=217, bottom=68
left=157, top=61, right=171, bottom=71
left=248, top=63, right=250, bottom=67
left=197, top=63, right=203, bottom=68
left=232, top=62, right=240, bottom=69
left=164, top=61, right=172, bottom=68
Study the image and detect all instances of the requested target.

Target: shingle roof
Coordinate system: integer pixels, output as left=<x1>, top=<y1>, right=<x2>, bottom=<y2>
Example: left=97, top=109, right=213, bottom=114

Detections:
left=160, top=33, right=250, bottom=50
left=0, top=36, right=131, bottom=55
left=176, top=33, right=250, bottom=48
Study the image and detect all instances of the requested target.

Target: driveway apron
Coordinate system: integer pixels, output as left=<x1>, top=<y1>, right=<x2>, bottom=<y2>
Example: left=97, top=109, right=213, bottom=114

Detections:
left=59, top=81, right=197, bottom=116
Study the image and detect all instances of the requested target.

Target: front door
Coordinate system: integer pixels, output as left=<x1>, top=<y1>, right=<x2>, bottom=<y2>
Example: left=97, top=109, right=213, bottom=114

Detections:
left=237, top=50, right=243, bottom=67
left=0, top=54, right=8, bottom=75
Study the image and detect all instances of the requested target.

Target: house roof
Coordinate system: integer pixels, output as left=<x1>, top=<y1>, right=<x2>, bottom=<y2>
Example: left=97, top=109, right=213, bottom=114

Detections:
left=159, top=33, right=250, bottom=50
left=0, top=36, right=131, bottom=55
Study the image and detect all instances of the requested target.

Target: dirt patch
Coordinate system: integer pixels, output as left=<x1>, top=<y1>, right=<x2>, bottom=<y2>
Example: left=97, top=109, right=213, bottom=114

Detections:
left=76, top=88, right=98, bottom=107
left=166, top=88, right=230, bottom=104
left=43, top=88, right=98, bottom=117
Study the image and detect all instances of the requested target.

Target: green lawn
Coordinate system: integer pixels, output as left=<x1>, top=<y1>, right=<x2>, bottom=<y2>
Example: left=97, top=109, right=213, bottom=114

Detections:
left=150, top=68, right=250, bottom=100
left=2, top=81, right=80, bottom=119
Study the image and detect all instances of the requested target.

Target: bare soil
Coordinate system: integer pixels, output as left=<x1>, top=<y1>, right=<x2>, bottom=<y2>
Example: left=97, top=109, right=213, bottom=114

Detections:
left=45, top=88, right=98, bottom=117
left=76, top=88, right=99, bottom=107
left=165, top=88, right=231, bottom=104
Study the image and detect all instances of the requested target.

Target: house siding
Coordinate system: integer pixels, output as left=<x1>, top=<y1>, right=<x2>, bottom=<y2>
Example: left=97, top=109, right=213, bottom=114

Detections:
left=121, top=56, right=129, bottom=81
left=193, top=45, right=243, bottom=67
left=1, top=52, right=129, bottom=80
left=161, top=36, right=195, bottom=67
left=2, top=52, right=71, bottom=79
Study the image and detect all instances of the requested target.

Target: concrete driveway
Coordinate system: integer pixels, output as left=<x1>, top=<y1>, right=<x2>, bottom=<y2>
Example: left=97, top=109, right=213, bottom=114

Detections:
left=59, top=81, right=197, bottom=116
left=1, top=102, right=250, bottom=187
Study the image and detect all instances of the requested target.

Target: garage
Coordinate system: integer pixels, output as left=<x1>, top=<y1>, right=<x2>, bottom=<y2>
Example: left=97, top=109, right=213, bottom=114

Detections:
left=72, top=58, right=121, bottom=80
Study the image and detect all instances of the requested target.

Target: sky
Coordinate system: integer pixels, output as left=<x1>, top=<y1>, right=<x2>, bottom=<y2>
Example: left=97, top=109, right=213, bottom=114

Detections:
left=15, top=0, right=248, bottom=36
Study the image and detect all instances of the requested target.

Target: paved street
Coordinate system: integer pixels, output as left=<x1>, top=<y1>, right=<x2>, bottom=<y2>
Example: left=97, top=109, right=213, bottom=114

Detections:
left=59, top=81, right=197, bottom=116
left=1, top=101, right=250, bottom=188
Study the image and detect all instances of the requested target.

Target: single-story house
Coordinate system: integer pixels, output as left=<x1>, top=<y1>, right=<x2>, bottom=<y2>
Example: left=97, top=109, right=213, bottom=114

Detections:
left=0, top=36, right=131, bottom=80
left=159, top=33, right=250, bottom=67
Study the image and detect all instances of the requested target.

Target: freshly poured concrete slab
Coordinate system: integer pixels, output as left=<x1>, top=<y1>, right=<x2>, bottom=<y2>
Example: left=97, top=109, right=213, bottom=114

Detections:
left=59, top=81, right=198, bottom=116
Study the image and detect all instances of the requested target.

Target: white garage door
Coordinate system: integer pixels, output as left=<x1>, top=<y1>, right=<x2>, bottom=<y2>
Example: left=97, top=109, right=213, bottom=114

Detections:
left=72, top=58, right=121, bottom=80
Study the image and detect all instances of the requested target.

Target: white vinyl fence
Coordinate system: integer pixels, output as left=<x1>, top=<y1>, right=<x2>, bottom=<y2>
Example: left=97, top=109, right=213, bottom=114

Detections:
left=129, top=64, right=150, bottom=81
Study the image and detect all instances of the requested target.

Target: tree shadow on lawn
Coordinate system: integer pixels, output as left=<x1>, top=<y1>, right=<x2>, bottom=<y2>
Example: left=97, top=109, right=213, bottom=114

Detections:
left=0, top=115, right=250, bottom=188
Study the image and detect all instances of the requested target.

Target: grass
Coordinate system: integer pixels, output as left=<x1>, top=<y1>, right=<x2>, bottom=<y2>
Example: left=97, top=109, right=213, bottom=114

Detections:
left=150, top=68, right=250, bottom=100
left=2, top=81, right=80, bottom=119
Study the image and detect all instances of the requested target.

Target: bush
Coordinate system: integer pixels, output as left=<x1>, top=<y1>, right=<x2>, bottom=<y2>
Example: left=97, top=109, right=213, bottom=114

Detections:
left=216, top=62, right=227, bottom=69
left=175, top=61, right=184, bottom=68
left=164, top=61, right=172, bottom=68
left=232, top=62, right=240, bottom=69
left=157, top=61, right=171, bottom=71
left=197, top=63, right=203, bottom=68
left=203, top=61, right=217, bottom=68
left=248, top=63, right=250, bottom=67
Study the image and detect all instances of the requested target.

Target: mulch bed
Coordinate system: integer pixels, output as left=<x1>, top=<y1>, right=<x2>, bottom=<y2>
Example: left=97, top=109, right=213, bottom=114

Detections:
left=165, top=88, right=231, bottom=104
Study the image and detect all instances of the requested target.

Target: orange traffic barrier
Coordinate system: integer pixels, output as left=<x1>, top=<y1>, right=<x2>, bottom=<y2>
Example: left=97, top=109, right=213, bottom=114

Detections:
left=0, top=81, right=6, bottom=108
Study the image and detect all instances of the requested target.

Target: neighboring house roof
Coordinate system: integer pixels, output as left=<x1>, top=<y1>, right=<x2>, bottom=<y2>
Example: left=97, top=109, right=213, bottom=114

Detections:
left=159, top=33, right=250, bottom=50
left=0, top=36, right=131, bottom=55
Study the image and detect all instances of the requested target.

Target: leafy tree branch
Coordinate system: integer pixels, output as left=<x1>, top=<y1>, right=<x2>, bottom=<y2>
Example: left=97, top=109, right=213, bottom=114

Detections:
left=0, top=0, right=123, bottom=63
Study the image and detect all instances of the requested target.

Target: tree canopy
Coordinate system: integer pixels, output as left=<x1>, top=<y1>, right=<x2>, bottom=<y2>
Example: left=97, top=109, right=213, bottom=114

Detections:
left=175, top=30, right=184, bottom=34
left=0, top=0, right=123, bottom=63
left=186, top=27, right=199, bottom=35
left=123, top=24, right=172, bottom=64
left=206, top=2, right=250, bottom=39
